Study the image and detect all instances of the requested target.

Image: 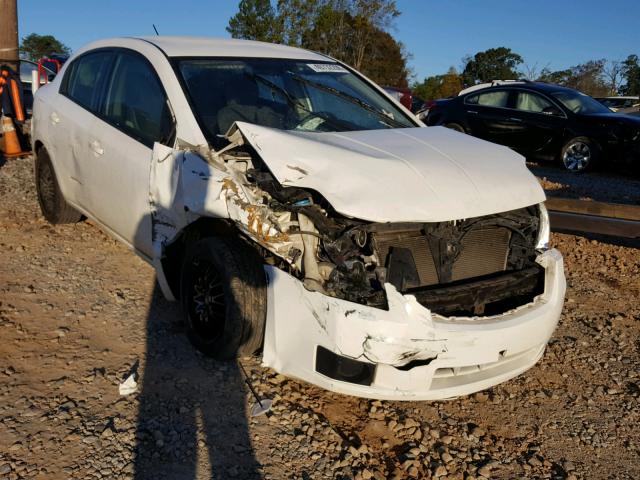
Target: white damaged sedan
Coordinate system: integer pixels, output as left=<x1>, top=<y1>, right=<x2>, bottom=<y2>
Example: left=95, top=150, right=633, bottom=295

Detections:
left=31, top=37, right=565, bottom=400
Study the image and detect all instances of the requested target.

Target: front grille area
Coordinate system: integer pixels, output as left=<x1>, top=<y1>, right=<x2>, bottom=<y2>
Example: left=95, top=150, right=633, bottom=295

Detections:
left=368, top=207, right=542, bottom=315
left=373, top=226, right=512, bottom=288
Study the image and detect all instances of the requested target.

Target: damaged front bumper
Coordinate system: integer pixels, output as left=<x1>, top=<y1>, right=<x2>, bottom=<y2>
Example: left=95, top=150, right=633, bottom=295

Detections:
left=262, top=248, right=565, bottom=400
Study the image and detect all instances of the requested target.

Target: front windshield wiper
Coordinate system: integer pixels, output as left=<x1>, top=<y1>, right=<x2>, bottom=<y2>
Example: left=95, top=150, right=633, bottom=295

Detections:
left=288, top=72, right=409, bottom=129
left=245, top=73, right=352, bottom=131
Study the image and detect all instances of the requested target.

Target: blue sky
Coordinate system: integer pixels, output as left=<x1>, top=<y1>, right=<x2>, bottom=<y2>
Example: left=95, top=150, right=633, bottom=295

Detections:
left=18, top=0, right=640, bottom=82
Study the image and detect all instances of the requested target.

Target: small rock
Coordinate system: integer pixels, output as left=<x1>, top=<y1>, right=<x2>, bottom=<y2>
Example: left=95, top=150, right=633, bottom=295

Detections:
left=474, top=392, right=489, bottom=402
left=477, top=465, right=491, bottom=477
left=405, top=418, right=419, bottom=428
left=433, top=465, right=447, bottom=477
left=527, top=456, right=542, bottom=467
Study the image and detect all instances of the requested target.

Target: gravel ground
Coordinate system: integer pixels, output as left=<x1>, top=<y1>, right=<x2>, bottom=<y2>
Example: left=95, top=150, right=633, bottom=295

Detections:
left=528, top=162, right=640, bottom=205
left=1, top=156, right=639, bottom=480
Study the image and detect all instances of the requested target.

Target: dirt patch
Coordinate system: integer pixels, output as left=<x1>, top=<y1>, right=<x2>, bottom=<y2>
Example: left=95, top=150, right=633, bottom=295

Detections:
left=1, top=155, right=639, bottom=479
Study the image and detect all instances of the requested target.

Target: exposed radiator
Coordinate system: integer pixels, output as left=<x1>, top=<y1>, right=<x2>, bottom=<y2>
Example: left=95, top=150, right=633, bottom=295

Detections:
left=373, top=227, right=512, bottom=289
left=452, top=228, right=511, bottom=281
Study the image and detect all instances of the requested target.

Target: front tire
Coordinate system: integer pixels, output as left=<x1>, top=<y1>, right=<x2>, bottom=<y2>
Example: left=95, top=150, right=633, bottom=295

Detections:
left=561, top=137, right=599, bottom=173
left=180, top=237, right=267, bottom=359
left=35, top=148, right=83, bottom=224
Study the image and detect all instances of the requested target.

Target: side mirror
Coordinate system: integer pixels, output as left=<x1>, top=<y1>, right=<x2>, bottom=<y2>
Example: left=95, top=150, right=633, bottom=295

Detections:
left=542, top=106, right=562, bottom=116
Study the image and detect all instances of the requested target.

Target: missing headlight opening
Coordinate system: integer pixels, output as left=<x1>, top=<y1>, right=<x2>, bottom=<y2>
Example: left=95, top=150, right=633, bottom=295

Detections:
left=215, top=127, right=545, bottom=317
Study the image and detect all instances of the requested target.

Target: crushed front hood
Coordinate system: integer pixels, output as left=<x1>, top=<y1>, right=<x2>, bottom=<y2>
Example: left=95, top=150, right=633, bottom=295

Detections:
left=233, top=122, right=545, bottom=222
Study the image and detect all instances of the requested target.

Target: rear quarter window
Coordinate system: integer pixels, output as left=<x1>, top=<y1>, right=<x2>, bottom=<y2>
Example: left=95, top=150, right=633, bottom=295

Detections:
left=465, top=90, right=510, bottom=108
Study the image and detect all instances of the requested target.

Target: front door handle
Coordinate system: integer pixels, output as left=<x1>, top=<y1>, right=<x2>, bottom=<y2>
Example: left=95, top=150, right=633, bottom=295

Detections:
left=466, top=110, right=478, bottom=114
left=89, top=139, right=104, bottom=156
left=50, top=112, right=60, bottom=125
left=508, top=117, right=523, bottom=123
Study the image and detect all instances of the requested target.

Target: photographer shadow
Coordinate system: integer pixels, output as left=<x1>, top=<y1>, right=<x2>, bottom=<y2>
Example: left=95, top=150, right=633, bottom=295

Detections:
left=131, top=143, right=263, bottom=478
left=132, top=280, right=262, bottom=479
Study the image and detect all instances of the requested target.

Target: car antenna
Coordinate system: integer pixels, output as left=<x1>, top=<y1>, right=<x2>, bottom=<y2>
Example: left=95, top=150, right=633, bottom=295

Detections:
left=238, top=360, right=273, bottom=417
left=152, top=24, right=160, bottom=36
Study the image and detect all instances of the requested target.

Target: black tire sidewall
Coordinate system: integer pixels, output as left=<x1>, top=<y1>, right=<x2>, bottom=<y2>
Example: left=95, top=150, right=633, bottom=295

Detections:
left=180, top=237, right=266, bottom=359
left=35, top=149, right=62, bottom=223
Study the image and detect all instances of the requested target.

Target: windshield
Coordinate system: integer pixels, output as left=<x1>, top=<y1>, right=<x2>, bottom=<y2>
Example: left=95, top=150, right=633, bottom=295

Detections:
left=551, top=90, right=611, bottom=115
left=176, top=58, right=415, bottom=148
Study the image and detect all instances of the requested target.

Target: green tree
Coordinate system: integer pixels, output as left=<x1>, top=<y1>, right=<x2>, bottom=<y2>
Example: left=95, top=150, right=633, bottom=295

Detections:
left=226, top=0, right=409, bottom=87
left=538, top=67, right=572, bottom=85
left=295, top=0, right=400, bottom=70
left=359, top=29, right=409, bottom=87
left=277, top=0, right=321, bottom=47
left=412, top=67, right=463, bottom=100
left=538, top=60, right=609, bottom=97
left=461, top=47, right=523, bottom=85
left=20, top=33, right=70, bottom=61
left=620, top=54, right=640, bottom=95
left=348, top=0, right=400, bottom=71
left=303, top=2, right=354, bottom=62
left=412, top=75, right=440, bottom=101
left=226, top=0, right=281, bottom=42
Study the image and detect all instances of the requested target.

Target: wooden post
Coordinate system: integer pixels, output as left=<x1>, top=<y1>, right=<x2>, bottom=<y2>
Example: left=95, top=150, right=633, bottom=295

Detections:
left=0, top=0, right=20, bottom=71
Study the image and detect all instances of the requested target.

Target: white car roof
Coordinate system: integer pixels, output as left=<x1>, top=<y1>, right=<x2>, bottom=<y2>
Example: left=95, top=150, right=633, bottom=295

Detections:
left=458, top=80, right=528, bottom=96
left=134, top=36, right=330, bottom=61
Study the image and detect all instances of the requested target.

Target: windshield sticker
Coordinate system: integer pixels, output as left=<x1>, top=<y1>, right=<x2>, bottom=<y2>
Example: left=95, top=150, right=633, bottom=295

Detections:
left=307, top=63, right=349, bottom=73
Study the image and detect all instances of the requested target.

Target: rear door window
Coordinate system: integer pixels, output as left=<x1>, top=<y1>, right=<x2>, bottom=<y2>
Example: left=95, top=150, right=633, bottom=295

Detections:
left=63, top=51, right=113, bottom=111
left=101, top=51, right=173, bottom=148
left=466, top=90, right=510, bottom=108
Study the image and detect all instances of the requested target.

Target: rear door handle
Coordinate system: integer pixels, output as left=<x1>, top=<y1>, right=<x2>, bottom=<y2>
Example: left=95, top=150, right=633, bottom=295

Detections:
left=89, top=139, right=104, bottom=156
left=466, top=110, right=478, bottom=114
left=50, top=112, right=60, bottom=125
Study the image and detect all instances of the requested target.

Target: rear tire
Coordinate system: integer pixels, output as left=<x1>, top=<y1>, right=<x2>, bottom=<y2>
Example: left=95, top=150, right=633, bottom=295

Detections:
left=561, top=137, right=599, bottom=173
left=35, top=148, right=82, bottom=224
left=180, top=237, right=267, bottom=359
left=444, top=122, right=466, bottom=133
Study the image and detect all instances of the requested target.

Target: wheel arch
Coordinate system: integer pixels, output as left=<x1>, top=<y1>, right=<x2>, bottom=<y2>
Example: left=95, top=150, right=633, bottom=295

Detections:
left=160, top=216, right=240, bottom=300
left=34, top=139, right=45, bottom=154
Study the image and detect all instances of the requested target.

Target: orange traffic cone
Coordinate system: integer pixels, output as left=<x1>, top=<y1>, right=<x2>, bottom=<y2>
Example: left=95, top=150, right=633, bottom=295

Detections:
left=1, top=116, right=29, bottom=158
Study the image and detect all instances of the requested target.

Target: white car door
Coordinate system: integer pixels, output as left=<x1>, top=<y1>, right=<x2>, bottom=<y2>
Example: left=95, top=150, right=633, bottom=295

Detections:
left=81, top=50, right=175, bottom=258
left=45, top=50, right=114, bottom=206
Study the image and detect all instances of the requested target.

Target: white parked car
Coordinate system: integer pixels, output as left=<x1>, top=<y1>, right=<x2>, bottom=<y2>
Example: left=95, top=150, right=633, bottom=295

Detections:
left=31, top=37, right=565, bottom=400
